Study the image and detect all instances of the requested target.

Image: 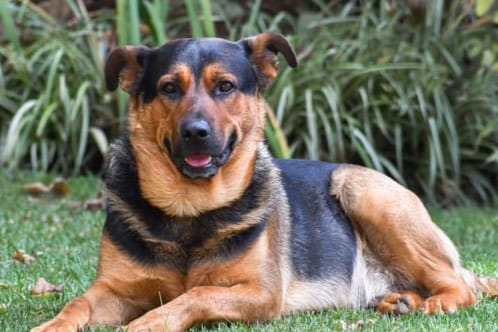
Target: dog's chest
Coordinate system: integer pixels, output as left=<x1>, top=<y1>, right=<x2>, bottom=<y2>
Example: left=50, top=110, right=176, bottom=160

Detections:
left=103, top=136, right=270, bottom=273
left=105, top=203, right=267, bottom=273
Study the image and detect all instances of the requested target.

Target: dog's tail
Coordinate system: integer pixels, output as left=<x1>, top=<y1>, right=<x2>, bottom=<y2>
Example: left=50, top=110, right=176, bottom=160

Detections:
left=461, top=269, right=498, bottom=297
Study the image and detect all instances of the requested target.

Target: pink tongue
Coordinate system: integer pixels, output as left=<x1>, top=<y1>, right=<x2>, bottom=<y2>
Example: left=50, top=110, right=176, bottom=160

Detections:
left=185, top=153, right=212, bottom=167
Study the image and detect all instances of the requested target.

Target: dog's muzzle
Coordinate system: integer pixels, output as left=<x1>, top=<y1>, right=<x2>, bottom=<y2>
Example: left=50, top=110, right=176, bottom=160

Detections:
left=164, top=119, right=237, bottom=179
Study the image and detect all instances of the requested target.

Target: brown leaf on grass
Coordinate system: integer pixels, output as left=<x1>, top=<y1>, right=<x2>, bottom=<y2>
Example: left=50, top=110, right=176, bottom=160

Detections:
left=31, top=277, right=63, bottom=295
left=12, top=249, right=35, bottom=264
left=23, top=178, right=70, bottom=198
left=84, top=198, right=104, bottom=210
left=50, top=177, right=70, bottom=196
left=22, top=182, right=50, bottom=196
left=84, top=191, right=105, bottom=211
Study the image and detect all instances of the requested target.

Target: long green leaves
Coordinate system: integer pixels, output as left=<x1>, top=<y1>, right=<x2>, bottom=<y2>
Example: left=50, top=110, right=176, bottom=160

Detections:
left=1, top=1, right=496, bottom=204
left=0, top=1, right=21, bottom=52
left=184, top=0, right=216, bottom=37
left=260, top=1, right=498, bottom=205
left=0, top=2, right=107, bottom=174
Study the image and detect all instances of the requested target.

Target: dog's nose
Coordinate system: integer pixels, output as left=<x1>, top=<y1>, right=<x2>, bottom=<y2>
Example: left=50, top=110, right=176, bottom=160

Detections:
left=181, top=119, right=211, bottom=141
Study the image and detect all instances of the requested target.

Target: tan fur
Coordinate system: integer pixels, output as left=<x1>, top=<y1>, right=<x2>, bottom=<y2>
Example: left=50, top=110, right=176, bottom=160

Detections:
left=331, top=164, right=478, bottom=313
left=107, top=45, right=146, bottom=93
left=243, top=33, right=297, bottom=88
left=122, top=221, right=285, bottom=332
left=128, top=64, right=266, bottom=217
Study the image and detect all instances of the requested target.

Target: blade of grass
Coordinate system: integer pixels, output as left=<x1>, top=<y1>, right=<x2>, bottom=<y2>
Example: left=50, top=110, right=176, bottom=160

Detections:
left=305, top=89, right=319, bottom=160
left=317, top=107, right=336, bottom=160
left=116, top=0, right=128, bottom=44
left=321, top=85, right=345, bottom=161
left=43, top=49, right=64, bottom=108
left=89, top=127, right=109, bottom=156
left=199, top=0, right=215, bottom=37
left=75, top=96, right=89, bottom=174
left=1, top=100, right=37, bottom=163
left=352, top=128, right=382, bottom=171
left=0, top=1, right=22, bottom=52
left=185, top=0, right=203, bottom=38
left=143, top=0, right=168, bottom=44
left=265, top=103, right=290, bottom=159
left=35, top=102, right=58, bottom=138
left=128, top=0, right=140, bottom=44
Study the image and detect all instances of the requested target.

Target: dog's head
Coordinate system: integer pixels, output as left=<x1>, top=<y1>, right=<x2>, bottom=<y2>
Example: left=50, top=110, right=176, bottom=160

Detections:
left=105, top=33, right=296, bottom=216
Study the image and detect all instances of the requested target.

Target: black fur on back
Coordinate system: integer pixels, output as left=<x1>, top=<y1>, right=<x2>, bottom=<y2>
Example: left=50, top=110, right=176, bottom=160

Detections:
left=274, top=159, right=356, bottom=281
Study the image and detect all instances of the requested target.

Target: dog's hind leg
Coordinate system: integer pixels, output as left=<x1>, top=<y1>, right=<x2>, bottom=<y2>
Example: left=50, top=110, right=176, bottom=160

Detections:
left=330, top=165, right=477, bottom=314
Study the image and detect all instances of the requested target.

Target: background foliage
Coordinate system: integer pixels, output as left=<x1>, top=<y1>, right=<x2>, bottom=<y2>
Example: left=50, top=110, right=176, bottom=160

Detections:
left=1, top=0, right=497, bottom=205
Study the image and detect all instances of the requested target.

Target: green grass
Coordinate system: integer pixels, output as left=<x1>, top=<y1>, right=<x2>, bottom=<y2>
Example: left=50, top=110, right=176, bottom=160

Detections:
left=0, top=173, right=496, bottom=331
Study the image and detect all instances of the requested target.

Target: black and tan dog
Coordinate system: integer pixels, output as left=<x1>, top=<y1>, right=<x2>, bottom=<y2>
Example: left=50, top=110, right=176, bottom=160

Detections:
left=33, top=33, right=497, bottom=332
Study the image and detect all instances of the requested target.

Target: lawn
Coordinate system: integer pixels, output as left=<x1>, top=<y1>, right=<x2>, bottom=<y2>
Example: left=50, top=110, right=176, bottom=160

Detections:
left=0, top=173, right=497, bottom=331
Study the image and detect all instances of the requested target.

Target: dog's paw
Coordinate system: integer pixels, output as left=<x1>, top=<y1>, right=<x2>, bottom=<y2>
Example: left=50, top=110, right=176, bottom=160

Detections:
left=125, top=307, right=180, bottom=332
left=31, top=319, right=79, bottom=332
left=377, top=292, right=423, bottom=315
left=423, top=290, right=477, bottom=314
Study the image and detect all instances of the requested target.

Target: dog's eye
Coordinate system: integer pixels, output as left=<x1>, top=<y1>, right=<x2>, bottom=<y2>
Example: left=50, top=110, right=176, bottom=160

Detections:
left=160, top=82, right=178, bottom=95
left=216, top=81, right=235, bottom=94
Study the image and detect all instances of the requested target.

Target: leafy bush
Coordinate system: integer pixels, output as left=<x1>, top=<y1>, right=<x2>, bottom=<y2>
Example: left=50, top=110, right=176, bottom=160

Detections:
left=1, top=0, right=497, bottom=204
left=264, top=1, right=498, bottom=205
left=0, top=1, right=112, bottom=174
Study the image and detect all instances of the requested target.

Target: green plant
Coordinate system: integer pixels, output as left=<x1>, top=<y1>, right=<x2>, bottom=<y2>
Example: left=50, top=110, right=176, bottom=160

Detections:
left=0, top=0, right=112, bottom=174
left=1, top=0, right=496, bottom=204
left=262, top=0, right=498, bottom=205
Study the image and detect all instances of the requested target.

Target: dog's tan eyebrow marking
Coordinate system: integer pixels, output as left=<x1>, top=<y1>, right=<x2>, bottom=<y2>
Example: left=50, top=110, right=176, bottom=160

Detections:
left=156, top=63, right=193, bottom=93
left=201, top=63, right=239, bottom=88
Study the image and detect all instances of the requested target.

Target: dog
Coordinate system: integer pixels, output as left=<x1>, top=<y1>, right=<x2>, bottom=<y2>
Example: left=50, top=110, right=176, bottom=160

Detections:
left=32, top=33, right=497, bottom=332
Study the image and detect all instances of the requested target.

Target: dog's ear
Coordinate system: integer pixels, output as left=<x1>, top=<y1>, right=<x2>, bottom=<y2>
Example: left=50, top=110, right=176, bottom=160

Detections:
left=105, top=46, right=150, bottom=93
left=239, top=32, right=297, bottom=89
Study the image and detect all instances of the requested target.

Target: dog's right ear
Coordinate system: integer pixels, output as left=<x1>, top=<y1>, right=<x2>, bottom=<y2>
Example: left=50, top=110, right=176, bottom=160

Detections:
left=105, top=46, right=150, bottom=93
left=238, top=33, right=297, bottom=90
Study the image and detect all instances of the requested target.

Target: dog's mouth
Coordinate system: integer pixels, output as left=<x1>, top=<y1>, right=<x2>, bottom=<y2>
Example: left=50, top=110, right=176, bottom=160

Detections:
left=168, top=133, right=237, bottom=179
left=184, top=153, right=212, bottom=168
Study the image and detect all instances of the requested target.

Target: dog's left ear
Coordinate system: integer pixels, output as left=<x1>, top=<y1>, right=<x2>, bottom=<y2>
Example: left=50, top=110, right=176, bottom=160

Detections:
left=104, top=45, right=150, bottom=93
left=239, top=32, right=297, bottom=89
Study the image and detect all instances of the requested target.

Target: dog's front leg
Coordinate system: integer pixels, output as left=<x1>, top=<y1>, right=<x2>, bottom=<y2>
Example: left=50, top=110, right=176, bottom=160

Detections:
left=32, top=280, right=144, bottom=332
left=126, top=284, right=280, bottom=332
left=31, top=295, right=91, bottom=332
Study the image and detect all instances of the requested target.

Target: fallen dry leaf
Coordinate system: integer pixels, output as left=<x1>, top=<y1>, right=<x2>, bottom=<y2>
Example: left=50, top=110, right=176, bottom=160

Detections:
left=84, top=191, right=105, bottom=211
left=22, top=182, right=50, bottom=196
left=23, top=178, right=71, bottom=198
left=12, top=249, right=35, bottom=264
left=50, top=177, right=70, bottom=196
left=31, top=277, right=63, bottom=295
left=84, top=198, right=104, bottom=210
left=0, top=282, right=11, bottom=290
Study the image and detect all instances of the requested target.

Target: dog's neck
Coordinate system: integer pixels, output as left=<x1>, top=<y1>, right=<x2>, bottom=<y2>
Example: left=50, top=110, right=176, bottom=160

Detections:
left=130, top=131, right=272, bottom=217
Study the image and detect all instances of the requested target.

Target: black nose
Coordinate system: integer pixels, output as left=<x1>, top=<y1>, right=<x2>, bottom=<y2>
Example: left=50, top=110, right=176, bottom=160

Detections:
left=181, top=119, right=211, bottom=141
